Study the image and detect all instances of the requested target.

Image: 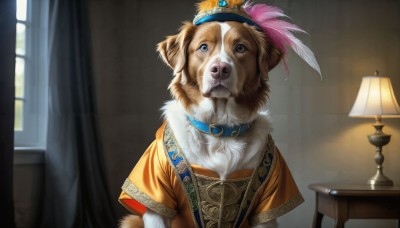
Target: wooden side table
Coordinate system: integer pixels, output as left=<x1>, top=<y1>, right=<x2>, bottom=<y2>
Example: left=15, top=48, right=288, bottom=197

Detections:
left=309, top=183, right=400, bottom=228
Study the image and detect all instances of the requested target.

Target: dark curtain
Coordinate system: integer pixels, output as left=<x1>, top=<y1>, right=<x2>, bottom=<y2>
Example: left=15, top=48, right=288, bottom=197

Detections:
left=40, top=0, right=116, bottom=227
left=0, top=0, right=16, bottom=227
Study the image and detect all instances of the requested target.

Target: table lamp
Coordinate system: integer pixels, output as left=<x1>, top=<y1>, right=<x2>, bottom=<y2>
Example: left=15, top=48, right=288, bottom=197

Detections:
left=349, top=71, right=400, bottom=186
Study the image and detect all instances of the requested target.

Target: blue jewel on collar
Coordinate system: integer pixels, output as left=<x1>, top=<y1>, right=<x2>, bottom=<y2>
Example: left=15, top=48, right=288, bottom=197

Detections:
left=218, top=0, right=228, bottom=7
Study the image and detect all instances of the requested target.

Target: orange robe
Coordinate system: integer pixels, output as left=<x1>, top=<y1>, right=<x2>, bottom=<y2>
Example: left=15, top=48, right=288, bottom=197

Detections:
left=119, top=121, right=303, bottom=227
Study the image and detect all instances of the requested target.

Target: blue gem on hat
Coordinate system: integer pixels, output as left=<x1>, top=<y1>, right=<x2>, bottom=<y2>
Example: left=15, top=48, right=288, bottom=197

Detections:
left=218, top=0, right=228, bottom=7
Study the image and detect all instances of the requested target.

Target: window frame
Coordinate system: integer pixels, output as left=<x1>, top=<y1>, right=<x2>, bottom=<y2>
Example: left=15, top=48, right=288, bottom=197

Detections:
left=14, top=0, right=49, bottom=148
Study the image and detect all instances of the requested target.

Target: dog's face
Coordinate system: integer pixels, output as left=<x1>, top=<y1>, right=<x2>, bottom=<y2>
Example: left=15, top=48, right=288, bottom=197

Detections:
left=158, top=21, right=282, bottom=114
left=188, top=22, right=259, bottom=99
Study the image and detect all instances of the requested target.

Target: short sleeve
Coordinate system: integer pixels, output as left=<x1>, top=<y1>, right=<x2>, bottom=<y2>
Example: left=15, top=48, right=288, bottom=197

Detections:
left=250, top=146, right=304, bottom=225
left=118, top=124, right=177, bottom=219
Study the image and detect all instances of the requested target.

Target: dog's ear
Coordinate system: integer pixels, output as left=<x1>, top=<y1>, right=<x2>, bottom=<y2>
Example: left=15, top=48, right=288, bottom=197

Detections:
left=249, top=25, right=283, bottom=76
left=157, top=22, right=197, bottom=75
left=258, top=40, right=283, bottom=76
left=266, top=45, right=283, bottom=71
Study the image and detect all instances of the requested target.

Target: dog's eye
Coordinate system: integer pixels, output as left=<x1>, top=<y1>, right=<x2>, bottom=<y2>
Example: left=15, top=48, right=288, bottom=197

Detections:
left=235, top=44, right=247, bottom=53
left=199, top=44, right=208, bottom=52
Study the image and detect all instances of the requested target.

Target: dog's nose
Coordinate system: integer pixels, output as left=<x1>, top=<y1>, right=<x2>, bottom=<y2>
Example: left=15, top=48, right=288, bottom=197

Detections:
left=210, top=62, right=231, bottom=79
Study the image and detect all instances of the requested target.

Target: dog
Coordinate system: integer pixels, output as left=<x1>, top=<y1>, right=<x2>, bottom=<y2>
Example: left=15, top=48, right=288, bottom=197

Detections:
left=119, top=1, right=320, bottom=227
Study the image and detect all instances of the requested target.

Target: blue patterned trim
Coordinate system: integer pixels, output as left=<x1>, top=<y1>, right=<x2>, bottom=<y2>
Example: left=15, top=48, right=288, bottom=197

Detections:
left=234, top=134, right=276, bottom=227
left=163, top=125, right=204, bottom=228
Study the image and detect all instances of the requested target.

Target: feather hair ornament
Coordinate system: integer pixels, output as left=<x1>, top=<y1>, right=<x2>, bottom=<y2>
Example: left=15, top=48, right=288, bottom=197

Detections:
left=243, top=2, right=321, bottom=75
left=193, top=0, right=321, bottom=76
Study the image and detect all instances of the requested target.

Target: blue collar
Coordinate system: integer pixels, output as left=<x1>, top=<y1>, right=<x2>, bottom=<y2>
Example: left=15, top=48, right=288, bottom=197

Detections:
left=186, top=115, right=251, bottom=137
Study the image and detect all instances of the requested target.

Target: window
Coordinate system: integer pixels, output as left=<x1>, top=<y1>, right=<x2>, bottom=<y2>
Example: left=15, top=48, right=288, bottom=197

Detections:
left=14, top=0, right=48, bottom=148
left=15, top=0, right=28, bottom=131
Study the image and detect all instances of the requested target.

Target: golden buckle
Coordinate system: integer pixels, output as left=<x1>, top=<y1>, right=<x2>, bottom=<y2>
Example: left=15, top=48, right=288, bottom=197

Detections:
left=231, top=126, right=241, bottom=138
left=209, top=124, right=224, bottom=137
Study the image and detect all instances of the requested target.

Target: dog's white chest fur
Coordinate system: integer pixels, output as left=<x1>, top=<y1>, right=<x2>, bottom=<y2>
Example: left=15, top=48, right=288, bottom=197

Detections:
left=163, top=100, right=272, bottom=179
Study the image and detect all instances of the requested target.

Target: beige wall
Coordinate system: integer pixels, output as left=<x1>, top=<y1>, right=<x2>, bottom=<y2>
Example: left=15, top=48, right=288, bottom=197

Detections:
left=89, top=0, right=400, bottom=227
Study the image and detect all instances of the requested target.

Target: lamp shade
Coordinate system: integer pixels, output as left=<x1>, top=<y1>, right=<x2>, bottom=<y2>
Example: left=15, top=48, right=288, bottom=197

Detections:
left=349, top=76, right=400, bottom=118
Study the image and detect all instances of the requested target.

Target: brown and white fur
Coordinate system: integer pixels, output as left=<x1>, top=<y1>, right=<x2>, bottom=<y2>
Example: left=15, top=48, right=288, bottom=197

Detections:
left=121, top=21, right=283, bottom=228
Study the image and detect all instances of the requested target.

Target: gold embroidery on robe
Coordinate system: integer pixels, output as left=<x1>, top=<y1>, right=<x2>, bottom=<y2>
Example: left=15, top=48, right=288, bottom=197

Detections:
left=250, top=194, right=304, bottom=225
left=196, top=174, right=250, bottom=227
left=121, top=178, right=177, bottom=219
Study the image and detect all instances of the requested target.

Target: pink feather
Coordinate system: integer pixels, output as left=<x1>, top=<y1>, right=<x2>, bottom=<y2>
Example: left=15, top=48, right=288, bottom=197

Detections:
left=244, top=2, right=321, bottom=76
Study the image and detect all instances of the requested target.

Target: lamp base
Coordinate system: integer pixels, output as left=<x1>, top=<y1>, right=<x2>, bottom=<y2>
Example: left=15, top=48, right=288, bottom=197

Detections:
left=366, top=117, right=394, bottom=186
left=368, top=172, right=393, bottom=186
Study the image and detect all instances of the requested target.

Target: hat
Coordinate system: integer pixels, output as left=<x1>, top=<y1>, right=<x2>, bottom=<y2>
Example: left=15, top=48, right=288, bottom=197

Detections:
left=193, top=0, right=321, bottom=76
